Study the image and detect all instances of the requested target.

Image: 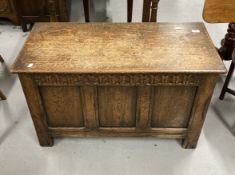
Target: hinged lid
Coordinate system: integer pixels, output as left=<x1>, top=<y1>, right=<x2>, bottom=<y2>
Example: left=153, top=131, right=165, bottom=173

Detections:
left=11, top=22, right=226, bottom=74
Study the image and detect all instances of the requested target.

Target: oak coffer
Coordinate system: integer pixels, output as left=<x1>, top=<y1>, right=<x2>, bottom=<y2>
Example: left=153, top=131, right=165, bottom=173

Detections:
left=11, top=22, right=226, bottom=148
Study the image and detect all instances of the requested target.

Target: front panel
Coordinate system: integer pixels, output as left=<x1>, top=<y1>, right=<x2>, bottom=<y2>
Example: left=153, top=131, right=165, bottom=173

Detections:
left=40, top=86, right=84, bottom=127
left=151, top=86, right=197, bottom=128
left=98, top=86, right=137, bottom=127
left=34, top=74, right=201, bottom=132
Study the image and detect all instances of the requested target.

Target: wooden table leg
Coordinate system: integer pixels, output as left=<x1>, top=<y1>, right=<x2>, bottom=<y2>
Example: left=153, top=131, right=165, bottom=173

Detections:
left=142, top=0, right=151, bottom=22
left=83, top=0, right=90, bottom=22
left=150, top=0, right=159, bottom=22
left=127, top=0, right=133, bottom=22
left=218, top=23, right=235, bottom=99
left=219, top=23, right=235, bottom=61
left=219, top=61, right=235, bottom=99
left=142, top=0, right=160, bottom=22
left=19, top=74, right=54, bottom=146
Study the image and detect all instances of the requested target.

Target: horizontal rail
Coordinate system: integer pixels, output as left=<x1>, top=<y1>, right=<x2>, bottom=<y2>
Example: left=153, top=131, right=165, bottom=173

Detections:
left=49, top=127, right=188, bottom=139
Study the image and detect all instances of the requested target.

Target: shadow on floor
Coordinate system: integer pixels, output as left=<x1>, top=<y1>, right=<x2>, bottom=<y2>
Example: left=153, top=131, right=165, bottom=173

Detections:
left=211, top=76, right=235, bottom=136
left=0, top=102, right=27, bottom=144
left=0, top=60, right=17, bottom=98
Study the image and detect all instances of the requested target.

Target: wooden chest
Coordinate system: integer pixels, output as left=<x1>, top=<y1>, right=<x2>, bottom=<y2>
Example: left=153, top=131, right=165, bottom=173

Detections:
left=11, top=23, right=226, bottom=148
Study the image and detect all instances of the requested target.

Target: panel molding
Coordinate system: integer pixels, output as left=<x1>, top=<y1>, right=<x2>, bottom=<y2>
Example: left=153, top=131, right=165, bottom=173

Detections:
left=136, top=86, right=153, bottom=129
left=80, top=86, right=99, bottom=129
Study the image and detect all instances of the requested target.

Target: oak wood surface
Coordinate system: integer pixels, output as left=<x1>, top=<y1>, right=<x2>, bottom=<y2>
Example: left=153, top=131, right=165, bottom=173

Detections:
left=50, top=127, right=187, bottom=138
left=11, top=22, right=226, bottom=74
left=203, top=0, right=235, bottom=23
left=98, top=86, right=136, bottom=127
left=182, top=75, right=218, bottom=148
left=151, top=86, right=197, bottom=128
left=81, top=86, right=99, bottom=129
left=12, top=23, right=226, bottom=148
left=142, top=0, right=151, bottom=22
left=136, top=86, right=152, bottom=129
left=19, top=74, right=54, bottom=146
left=40, top=86, right=84, bottom=127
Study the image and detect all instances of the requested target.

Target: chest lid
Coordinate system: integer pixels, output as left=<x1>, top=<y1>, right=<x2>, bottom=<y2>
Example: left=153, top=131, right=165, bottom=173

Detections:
left=11, top=22, right=226, bottom=74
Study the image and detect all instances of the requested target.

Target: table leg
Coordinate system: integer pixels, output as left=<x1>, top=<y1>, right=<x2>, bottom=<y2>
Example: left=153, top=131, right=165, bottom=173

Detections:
left=218, top=23, right=235, bottom=99
left=19, top=74, right=54, bottom=146
left=142, top=0, right=151, bottom=22
left=150, top=0, right=159, bottom=22
left=142, top=0, right=160, bottom=22
left=83, top=0, right=90, bottom=22
left=219, top=23, right=235, bottom=61
left=219, top=61, right=235, bottom=99
left=127, top=0, right=133, bottom=22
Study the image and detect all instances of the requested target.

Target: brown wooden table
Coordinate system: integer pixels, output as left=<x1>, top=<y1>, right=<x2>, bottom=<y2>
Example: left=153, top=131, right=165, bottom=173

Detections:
left=11, top=22, right=226, bottom=148
left=203, top=0, right=235, bottom=61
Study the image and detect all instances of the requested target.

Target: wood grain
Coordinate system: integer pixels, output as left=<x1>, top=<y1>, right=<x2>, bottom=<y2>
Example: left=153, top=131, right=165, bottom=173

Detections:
left=50, top=127, right=187, bottom=138
left=182, top=75, right=219, bottom=148
left=142, top=0, right=151, bottom=22
left=151, top=86, right=197, bottom=128
left=136, top=86, right=152, bottom=129
left=19, top=74, right=54, bottom=146
left=203, top=0, right=235, bottom=23
left=40, top=86, right=84, bottom=127
left=98, top=86, right=136, bottom=127
left=12, top=23, right=226, bottom=148
left=81, top=86, right=99, bottom=129
left=11, top=23, right=226, bottom=74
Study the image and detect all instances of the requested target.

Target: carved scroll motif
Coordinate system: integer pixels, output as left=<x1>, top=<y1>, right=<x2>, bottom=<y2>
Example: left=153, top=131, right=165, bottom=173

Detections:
left=33, top=74, right=200, bottom=86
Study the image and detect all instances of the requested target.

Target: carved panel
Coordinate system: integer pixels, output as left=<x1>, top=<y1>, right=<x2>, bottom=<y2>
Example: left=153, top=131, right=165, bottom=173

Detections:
left=151, top=86, right=197, bottom=128
left=98, top=86, right=136, bottom=127
left=33, top=74, right=201, bottom=86
left=40, top=86, right=84, bottom=127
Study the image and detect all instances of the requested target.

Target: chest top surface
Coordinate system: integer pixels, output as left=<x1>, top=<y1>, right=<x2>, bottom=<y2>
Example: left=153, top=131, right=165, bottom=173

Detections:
left=11, top=22, right=226, bottom=74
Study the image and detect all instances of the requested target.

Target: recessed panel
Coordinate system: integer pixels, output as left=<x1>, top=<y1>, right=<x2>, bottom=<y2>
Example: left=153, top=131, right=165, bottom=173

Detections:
left=98, top=86, right=136, bottom=127
left=40, top=86, right=84, bottom=127
left=151, top=86, right=197, bottom=128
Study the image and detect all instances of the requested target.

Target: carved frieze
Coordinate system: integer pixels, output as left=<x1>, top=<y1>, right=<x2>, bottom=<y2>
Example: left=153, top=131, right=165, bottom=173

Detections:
left=33, top=74, right=200, bottom=86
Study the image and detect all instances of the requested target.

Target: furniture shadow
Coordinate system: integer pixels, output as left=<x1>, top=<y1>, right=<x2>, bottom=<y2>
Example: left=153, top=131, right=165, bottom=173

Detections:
left=211, top=76, right=235, bottom=136
left=0, top=102, right=26, bottom=144
left=0, top=62, right=17, bottom=98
